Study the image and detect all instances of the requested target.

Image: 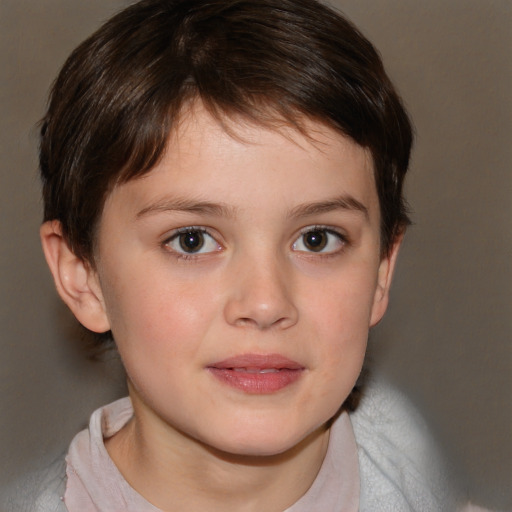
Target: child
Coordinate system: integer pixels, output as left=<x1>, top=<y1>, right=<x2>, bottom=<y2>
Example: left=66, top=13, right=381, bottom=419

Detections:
left=34, top=0, right=465, bottom=510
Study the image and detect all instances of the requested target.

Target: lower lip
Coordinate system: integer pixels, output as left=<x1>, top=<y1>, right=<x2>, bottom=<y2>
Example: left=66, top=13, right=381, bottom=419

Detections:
left=207, top=368, right=303, bottom=394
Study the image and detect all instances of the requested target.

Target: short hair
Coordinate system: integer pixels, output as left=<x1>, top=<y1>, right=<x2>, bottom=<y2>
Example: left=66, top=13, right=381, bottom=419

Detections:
left=40, top=0, right=412, bottom=263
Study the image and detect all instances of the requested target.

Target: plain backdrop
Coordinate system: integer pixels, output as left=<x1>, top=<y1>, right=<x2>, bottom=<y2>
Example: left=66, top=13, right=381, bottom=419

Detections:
left=1, top=0, right=511, bottom=509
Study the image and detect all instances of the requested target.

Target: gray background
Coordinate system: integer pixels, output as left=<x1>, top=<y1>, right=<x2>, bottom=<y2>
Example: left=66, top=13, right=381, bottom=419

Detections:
left=1, top=0, right=510, bottom=509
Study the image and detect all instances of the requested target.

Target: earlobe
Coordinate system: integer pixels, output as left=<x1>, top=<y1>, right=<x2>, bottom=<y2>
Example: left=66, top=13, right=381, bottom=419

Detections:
left=369, top=235, right=403, bottom=327
left=40, top=220, right=111, bottom=333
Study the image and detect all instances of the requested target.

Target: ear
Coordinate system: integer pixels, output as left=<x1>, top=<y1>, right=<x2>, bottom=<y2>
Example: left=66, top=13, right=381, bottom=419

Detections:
left=40, top=220, right=111, bottom=333
left=369, top=234, right=403, bottom=327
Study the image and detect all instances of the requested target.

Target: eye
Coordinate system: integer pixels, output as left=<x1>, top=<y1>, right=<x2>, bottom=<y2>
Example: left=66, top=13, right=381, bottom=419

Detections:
left=165, top=228, right=221, bottom=255
left=292, top=227, right=346, bottom=254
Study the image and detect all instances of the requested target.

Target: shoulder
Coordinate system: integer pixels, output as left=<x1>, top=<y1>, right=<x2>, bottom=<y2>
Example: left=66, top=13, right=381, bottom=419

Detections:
left=351, top=377, right=434, bottom=452
left=1, top=453, right=68, bottom=512
left=350, top=377, right=460, bottom=511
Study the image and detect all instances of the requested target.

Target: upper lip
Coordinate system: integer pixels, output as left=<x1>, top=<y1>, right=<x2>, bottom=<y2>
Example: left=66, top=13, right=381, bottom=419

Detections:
left=207, top=353, right=304, bottom=370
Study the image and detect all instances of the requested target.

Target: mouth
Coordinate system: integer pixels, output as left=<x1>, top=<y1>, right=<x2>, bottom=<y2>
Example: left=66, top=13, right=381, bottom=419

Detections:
left=206, top=354, right=305, bottom=394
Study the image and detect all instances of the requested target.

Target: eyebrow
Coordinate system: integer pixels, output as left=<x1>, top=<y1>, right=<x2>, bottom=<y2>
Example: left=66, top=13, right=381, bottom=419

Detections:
left=287, top=195, right=369, bottom=220
left=136, top=198, right=237, bottom=219
left=136, top=194, right=369, bottom=221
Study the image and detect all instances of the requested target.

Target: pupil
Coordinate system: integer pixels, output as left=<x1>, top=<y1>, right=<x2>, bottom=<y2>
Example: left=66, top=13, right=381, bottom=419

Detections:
left=304, top=230, right=327, bottom=252
left=179, top=231, right=204, bottom=252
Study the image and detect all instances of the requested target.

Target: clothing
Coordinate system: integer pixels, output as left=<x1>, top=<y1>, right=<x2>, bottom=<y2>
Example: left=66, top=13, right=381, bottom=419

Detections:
left=63, top=397, right=360, bottom=511
left=20, top=379, right=467, bottom=511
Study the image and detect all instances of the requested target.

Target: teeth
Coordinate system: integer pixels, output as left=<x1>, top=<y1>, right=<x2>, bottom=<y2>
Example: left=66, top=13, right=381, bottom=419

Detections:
left=232, top=368, right=280, bottom=374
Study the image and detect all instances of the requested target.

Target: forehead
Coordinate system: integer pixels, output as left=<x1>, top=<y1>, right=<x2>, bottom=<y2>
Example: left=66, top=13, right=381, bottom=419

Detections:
left=171, top=102, right=372, bottom=163
left=103, top=104, right=378, bottom=224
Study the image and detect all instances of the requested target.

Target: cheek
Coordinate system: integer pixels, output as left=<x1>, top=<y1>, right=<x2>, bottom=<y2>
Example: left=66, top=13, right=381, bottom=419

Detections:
left=100, top=260, right=219, bottom=358
left=103, top=274, right=217, bottom=407
left=306, top=266, right=378, bottom=337
left=303, top=266, right=377, bottom=381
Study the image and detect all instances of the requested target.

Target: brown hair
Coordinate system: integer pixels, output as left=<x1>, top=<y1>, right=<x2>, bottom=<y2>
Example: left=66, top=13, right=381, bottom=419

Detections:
left=40, top=0, right=412, bottom=262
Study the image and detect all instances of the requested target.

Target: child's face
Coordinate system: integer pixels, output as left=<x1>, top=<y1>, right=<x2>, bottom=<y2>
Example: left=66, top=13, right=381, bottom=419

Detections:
left=84, top=105, right=398, bottom=456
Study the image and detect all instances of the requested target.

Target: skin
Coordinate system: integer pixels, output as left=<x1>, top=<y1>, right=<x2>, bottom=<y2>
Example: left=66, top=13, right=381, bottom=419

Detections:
left=41, top=104, right=401, bottom=511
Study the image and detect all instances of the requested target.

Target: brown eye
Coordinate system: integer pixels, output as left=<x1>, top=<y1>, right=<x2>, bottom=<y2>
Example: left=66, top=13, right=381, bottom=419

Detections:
left=303, top=230, right=327, bottom=252
left=292, top=228, right=345, bottom=254
left=179, top=231, right=204, bottom=253
left=166, top=228, right=221, bottom=256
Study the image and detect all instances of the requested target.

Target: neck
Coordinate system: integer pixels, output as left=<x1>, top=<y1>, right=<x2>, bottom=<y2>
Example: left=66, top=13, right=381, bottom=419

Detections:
left=106, top=392, right=330, bottom=512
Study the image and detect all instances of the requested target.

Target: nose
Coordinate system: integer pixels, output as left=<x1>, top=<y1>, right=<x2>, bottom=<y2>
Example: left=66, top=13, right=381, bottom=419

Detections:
left=223, top=254, right=299, bottom=330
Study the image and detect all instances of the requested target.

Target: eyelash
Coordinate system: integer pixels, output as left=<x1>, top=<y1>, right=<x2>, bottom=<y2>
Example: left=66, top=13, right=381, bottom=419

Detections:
left=292, top=225, right=348, bottom=256
left=162, top=227, right=222, bottom=260
left=162, top=225, right=349, bottom=260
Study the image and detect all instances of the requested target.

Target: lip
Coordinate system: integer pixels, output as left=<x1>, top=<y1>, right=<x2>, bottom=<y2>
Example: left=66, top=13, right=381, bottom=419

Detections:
left=206, top=354, right=305, bottom=394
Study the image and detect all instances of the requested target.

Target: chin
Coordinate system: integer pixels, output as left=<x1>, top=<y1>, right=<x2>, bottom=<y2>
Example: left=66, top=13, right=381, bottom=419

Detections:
left=214, top=439, right=301, bottom=459
left=203, top=422, right=326, bottom=460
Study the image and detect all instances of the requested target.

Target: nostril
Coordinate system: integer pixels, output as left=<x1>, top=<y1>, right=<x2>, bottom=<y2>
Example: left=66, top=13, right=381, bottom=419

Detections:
left=232, top=313, right=297, bottom=330
left=235, top=317, right=253, bottom=327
